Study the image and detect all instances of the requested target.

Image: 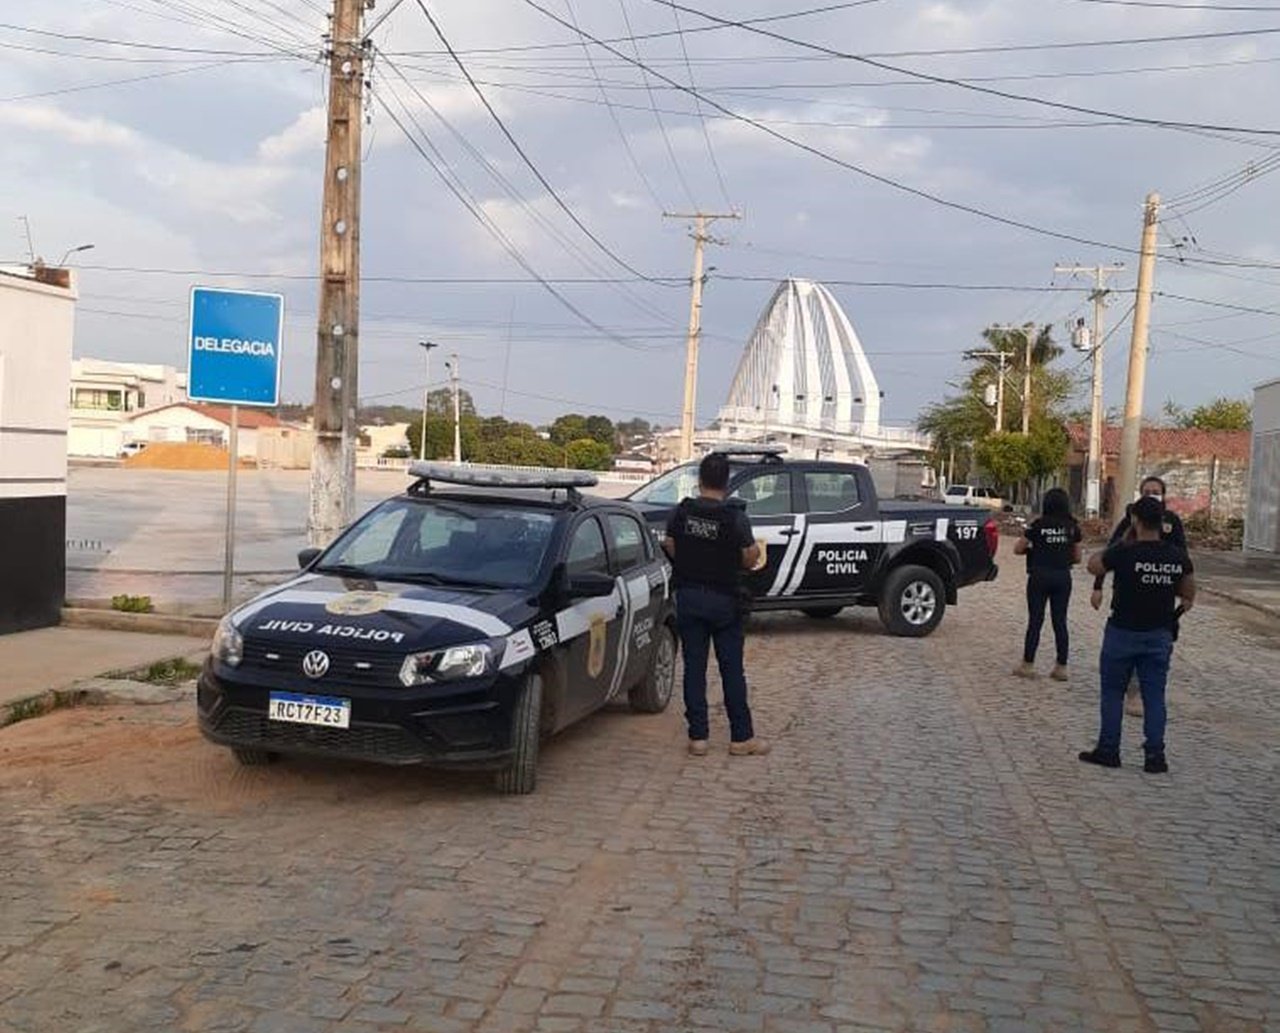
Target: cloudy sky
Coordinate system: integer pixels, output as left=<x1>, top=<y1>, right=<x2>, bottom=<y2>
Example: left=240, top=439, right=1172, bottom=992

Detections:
left=3, top=0, right=1279, bottom=429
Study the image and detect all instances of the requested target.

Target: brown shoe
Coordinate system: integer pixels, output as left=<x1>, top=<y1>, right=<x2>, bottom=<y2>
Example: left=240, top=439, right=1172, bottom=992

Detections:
left=688, top=739, right=709, bottom=757
left=1050, top=664, right=1069, bottom=682
left=1012, top=661, right=1037, bottom=679
left=728, top=738, right=771, bottom=757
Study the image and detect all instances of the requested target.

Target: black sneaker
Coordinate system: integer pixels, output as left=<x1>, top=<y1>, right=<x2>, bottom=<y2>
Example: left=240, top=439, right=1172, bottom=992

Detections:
left=1078, top=748, right=1121, bottom=769
left=1143, top=754, right=1169, bottom=774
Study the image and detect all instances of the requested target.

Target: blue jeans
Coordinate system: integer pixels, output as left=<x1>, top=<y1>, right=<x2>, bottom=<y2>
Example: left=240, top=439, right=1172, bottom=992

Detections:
left=1098, top=623, right=1173, bottom=756
left=675, top=585, right=754, bottom=743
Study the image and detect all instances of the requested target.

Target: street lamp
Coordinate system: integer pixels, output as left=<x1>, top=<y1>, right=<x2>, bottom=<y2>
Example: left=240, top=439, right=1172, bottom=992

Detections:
left=57, top=243, right=94, bottom=266
left=418, top=340, right=439, bottom=461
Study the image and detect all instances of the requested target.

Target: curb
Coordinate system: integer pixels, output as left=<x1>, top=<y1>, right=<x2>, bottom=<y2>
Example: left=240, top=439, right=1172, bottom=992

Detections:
left=1198, top=585, right=1280, bottom=621
left=60, top=607, right=219, bottom=637
left=1, top=677, right=195, bottom=730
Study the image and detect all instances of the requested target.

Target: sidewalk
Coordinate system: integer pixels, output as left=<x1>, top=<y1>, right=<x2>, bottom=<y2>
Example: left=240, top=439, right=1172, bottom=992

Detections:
left=0, top=627, right=209, bottom=708
left=1194, top=549, right=1280, bottom=618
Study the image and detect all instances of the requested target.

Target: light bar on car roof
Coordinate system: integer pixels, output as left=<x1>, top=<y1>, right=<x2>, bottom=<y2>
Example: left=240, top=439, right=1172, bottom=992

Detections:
left=407, top=462, right=599, bottom=490
left=704, top=443, right=788, bottom=457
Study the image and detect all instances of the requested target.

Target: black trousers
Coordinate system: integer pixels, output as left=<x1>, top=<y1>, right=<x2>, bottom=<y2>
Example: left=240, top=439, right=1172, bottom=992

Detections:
left=1024, top=568, right=1072, bottom=666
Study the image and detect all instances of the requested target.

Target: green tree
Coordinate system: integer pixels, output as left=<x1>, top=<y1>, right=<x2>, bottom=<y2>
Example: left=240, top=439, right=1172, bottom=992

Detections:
left=565, top=438, right=614, bottom=471
left=549, top=414, right=589, bottom=446
left=584, top=414, right=616, bottom=448
left=974, top=432, right=1032, bottom=492
left=1185, top=397, right=1252, bottom=431
left=405, top=415, right=453, bottom=460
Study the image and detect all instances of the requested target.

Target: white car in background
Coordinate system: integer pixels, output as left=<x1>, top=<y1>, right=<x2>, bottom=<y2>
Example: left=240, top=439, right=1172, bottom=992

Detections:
left=943, top=484, right=1005, bottom=510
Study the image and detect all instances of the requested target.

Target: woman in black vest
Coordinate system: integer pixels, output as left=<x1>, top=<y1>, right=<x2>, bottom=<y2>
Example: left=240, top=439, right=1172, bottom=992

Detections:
left=1013, top=487, right=1082, bottom=681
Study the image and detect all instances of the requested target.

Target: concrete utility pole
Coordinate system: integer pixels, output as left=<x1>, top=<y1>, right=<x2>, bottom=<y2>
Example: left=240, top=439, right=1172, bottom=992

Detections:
left=665, top=211, right=739, bottom=461
left=967, top=349, right=1013, bottom=432
left=1116, top=193, right=1161, bottom=512
left=447, top=353, right=462, bottom=464
left=1056, top=263, right=1125, bottom=517
left=308, top=0, right=367, bottom=548
left=418, top=340, right=438, bottom=462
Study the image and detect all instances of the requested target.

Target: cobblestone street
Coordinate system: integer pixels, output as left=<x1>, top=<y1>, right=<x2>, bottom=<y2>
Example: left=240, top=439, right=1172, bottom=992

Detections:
left=2, top=551, right=1278, bottom=1033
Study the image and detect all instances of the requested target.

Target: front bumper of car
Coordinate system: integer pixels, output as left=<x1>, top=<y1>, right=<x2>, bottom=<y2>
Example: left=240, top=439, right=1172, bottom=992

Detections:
left=196, top=658, right=523, bottom=768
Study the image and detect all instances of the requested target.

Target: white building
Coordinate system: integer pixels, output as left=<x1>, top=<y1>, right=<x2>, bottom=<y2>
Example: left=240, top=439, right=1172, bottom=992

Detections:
left=1245, top=378, right=1280, bottom=553
left=0, top=264, right=77, bottom=633
left=359, top=422, right=410, bottom=460
left=68, top=358, right=187, bottom=458
left=714, top=278, right=931, bottom=461
left=127, top=402, right=280, bottom=461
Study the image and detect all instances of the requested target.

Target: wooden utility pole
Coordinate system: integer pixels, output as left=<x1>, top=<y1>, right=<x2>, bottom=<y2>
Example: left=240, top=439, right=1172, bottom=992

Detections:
left=1116, top=193, right=1161, bottom=513
left=665, top=211, right=739, bottom=461
left=967, top=348, right=1012, bottom=432
left=308, top=0, right=367, bottom=548
left=1056, top=263, right=1125, bottom=516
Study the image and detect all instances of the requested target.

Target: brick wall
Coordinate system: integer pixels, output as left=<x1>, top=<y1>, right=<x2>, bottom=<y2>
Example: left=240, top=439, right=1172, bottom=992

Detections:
left=1135, top=454, right=1249, bottom=522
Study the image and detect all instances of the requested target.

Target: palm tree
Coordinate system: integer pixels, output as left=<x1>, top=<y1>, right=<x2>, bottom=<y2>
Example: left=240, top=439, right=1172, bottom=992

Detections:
left=980, top=323, right=1062, bottom=369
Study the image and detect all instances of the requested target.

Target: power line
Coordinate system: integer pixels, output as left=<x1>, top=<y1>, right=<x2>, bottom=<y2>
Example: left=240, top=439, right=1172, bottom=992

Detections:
left=0, top=19, right=307, bottom=57
left=370, top=76, right=675, bottom=354
left=662, top=0, right=733, bottom=208
left=628, top=0, right=1280, bottom=138
left=408, top=0, right=660, bottom=283
left=519, top=0, right=1139, bottom=253
left=375, top=52, right=679, bottom=325
left=616, top=0, right=698, bottom=209
left=562, top=0, right=665, bottom=211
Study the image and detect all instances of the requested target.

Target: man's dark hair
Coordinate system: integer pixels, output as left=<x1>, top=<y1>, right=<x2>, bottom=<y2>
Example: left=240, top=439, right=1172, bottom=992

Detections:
left=1132, top=495, right=1164, bottom=531
left=1041, top=487, right=1071, bottom=519
left=1140, top=475, right=1167, bottom=495
left=699, top=452, right=731, bottom=492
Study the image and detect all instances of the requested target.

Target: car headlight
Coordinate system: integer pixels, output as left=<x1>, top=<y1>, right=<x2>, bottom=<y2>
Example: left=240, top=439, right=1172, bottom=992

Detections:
left=211, top=616, right=243, bottom=668
left=399, top=643, right=495, bottom=687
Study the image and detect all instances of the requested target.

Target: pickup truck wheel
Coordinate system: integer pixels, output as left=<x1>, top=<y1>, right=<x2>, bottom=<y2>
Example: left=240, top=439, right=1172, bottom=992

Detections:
left=802, top=606, right=844, bottom=619
left=629, top=624, right=676, bottom=713
left=879, top=565, right=946, bottom=637
left=495, top=674, right=542, bottom=795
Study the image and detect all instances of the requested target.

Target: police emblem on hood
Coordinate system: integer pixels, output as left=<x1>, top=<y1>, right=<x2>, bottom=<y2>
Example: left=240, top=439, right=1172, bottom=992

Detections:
left=325, top=591, right=397, bottom=616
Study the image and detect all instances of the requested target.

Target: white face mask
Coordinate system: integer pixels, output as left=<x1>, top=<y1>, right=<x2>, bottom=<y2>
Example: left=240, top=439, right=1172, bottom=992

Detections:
left=1144, top=493, right=1164, bottom=504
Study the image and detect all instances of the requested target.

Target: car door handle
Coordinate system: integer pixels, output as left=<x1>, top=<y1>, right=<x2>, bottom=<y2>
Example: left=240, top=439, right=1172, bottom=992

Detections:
left=854, top=524, right=876, bottom=532
left=779, top=529, right=799, bottom=538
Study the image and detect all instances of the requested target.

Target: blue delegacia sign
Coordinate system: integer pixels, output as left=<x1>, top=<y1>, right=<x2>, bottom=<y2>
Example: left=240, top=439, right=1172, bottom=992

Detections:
left=187, top=286, right=284, bottom=406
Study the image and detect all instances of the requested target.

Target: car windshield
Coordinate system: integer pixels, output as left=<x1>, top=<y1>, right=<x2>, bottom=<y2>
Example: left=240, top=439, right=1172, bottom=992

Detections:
left=316, top=498, right=556, bottom=589
left=628, top=464, right=701, bottom=505
left=945, top=486, right=969, bottom=496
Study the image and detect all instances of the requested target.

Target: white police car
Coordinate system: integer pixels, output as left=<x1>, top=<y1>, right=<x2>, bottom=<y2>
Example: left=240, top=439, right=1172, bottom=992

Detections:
left=198, top=464, right=676, bottom=794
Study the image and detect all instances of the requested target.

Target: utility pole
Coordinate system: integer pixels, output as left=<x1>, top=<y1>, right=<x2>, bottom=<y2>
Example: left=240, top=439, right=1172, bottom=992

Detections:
left=967, top=349, right=1013, bottom=432
left=308, top=0, right=367, bottom=548
left=1116, top=193, right=1161, bottom=514
left=418, top=340, right=438, bottom=462
left=664, top=210, right=739, bottom=461
left=1057, top=263, right=1125, bottom=517
left=447, top=353, right=462, bottom=464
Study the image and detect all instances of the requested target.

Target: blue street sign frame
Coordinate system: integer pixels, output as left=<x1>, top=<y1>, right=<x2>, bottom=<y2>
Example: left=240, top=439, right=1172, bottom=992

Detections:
left=188, top=286, right=284, bottom=407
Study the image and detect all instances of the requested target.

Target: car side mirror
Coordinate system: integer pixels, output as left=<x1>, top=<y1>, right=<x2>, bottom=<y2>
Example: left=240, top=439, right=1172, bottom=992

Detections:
left=567, top=571, right=616, bottom=599
left=297, top=547, right=322, bottom=570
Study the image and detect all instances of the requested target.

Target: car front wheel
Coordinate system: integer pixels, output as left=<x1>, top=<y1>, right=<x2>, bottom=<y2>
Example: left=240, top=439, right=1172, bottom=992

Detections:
left=879, top=565, right=947, bottom=637
left=495, top=674, right=543, bottom=795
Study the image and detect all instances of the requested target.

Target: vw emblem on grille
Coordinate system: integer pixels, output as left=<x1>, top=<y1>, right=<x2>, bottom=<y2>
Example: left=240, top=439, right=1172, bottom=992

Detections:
left=302, top=650, right=331, bottom=679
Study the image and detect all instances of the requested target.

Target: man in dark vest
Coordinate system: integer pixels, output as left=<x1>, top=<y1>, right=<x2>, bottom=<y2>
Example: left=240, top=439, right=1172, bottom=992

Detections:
left=663, top=452, right=770, bottom=758
left=1091, top=475, right=1188, bottom=717
left=1081, top=495, right=1196, bottom=774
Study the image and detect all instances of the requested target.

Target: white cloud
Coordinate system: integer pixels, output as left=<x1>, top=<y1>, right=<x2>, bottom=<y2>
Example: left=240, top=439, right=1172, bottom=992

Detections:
left=258, top=106, right=327, bottom=163
left=0, top=104, right=140, bottom=148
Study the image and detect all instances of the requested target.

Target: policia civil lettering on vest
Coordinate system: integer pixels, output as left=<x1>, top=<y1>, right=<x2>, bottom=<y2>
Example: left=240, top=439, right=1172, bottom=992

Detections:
left=662, top=453, right=770, bottom=758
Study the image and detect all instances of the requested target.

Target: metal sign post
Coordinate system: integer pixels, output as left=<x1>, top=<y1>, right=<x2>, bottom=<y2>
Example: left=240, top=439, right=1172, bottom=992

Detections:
left=188, top=287, right=284, bottom=614
left=222, top=406, right=239, bottom=610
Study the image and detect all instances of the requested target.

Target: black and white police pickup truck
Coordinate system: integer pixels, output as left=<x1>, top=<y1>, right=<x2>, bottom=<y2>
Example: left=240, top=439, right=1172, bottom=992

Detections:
left=198, top=464, right=676, bottom=794
left=628, top=447, right=998, bottom=637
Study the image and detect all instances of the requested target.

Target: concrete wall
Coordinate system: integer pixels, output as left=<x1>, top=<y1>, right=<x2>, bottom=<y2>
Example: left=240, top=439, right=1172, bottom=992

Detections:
left=0, top=269, right=76, bottom=633
left=1132, top=453, right=1250, bottom=522
left=258, top=426, right=315, bottom=469
left=1246, top=380, right=1280, bottom=553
